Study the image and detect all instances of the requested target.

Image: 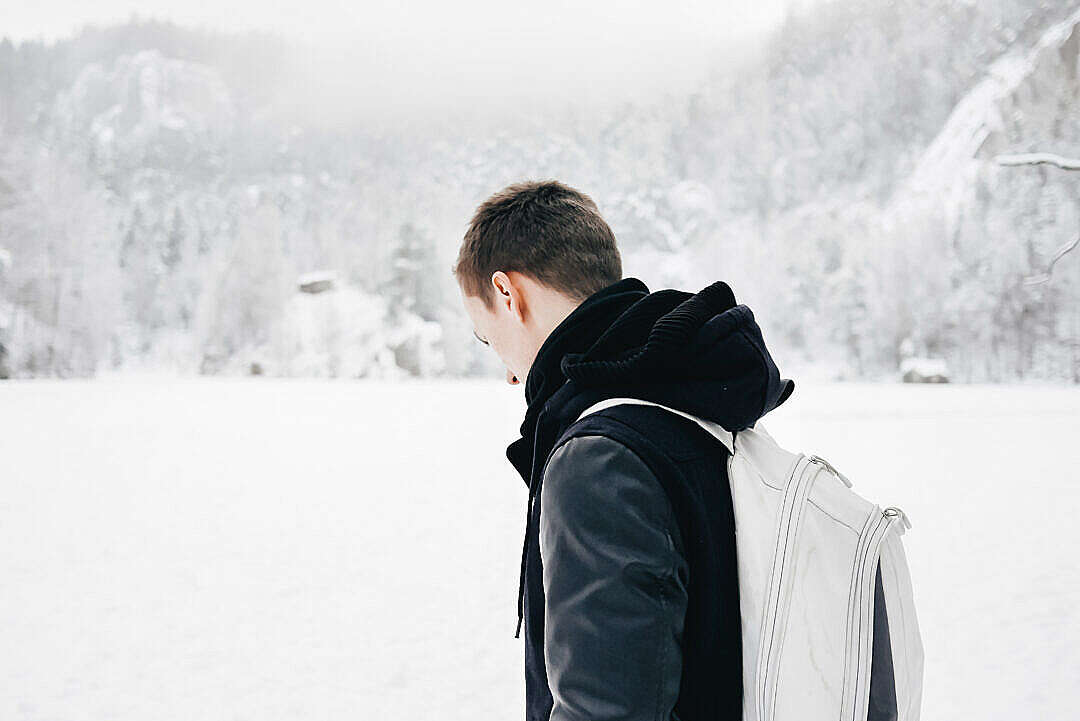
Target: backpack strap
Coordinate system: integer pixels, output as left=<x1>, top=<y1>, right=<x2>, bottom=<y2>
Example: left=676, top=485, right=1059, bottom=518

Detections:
left=575, top=396, right=735, bottom=456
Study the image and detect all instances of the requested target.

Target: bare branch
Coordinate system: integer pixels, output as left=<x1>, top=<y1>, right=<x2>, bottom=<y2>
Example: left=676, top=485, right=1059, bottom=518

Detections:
left=997, top=151, right=1080, bottom=283
left=1024, top=235, right=1080, bottom=285
left=994, top=153, right=1080, bottom=170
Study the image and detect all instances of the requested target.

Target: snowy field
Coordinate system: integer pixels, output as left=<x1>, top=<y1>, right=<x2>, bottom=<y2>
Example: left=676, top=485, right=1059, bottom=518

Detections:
left=1, top=377, right=1078, bottom=720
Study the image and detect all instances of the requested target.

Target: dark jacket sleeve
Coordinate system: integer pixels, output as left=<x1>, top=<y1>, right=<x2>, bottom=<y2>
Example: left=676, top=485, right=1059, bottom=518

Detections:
left=538, top=434, right=689, bottom=721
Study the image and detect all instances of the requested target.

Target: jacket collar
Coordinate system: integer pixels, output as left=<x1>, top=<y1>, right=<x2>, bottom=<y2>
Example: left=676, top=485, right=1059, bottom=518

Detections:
left=505, top=276, right=650, bottom=487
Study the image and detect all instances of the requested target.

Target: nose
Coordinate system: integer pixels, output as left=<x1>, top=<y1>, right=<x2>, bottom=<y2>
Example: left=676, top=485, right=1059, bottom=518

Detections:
left=506, top=368, right=519, bottom=385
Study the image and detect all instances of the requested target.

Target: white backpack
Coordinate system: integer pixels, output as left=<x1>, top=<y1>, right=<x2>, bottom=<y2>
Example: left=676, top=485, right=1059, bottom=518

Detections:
left=575, top=397, right=924, bottom=721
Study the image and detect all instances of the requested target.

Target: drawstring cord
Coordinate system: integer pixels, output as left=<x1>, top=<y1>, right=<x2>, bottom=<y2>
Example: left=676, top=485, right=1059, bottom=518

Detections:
left=515, top=473, right=542, bottom=638
left=514, top=488, right=531, bottom=638
left=514, top=402, right=553, bottom=639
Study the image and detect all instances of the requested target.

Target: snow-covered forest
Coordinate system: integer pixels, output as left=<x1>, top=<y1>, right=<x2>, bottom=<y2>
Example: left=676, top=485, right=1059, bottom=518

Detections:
left=1, top=0, right=1079, bottom=382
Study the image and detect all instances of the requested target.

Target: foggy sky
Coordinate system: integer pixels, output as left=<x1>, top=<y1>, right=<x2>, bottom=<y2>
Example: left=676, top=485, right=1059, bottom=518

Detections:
left=2, top=1, right=793, bottom=125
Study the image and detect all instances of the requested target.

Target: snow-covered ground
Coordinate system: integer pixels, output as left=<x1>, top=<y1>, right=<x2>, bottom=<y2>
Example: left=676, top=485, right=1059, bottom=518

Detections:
left=1, top=377, right=1077, bottom=720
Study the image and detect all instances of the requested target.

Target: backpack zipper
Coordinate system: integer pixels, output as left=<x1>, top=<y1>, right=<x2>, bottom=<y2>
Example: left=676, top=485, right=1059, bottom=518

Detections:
left=808, top=454, right=854, bottom=488
left=840, top=506, right=905, bottom=721
left=756, top=453, right=822, bottom=721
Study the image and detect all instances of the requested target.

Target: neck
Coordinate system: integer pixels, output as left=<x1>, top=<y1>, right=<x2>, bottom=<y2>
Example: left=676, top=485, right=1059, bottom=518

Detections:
left=529, top=294, right=584, bottom=365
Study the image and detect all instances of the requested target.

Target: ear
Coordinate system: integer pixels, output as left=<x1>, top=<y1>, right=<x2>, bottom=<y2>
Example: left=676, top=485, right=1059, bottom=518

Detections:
left=491, top=271, right=526, bottom=322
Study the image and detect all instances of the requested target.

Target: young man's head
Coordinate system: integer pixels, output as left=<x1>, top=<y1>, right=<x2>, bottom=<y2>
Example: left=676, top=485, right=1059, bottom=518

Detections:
left=453, top=179, right=622, bottom=385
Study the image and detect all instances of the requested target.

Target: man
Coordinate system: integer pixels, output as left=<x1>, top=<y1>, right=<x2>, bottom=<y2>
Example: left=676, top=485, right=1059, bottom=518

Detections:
left=453, top=180, right=794, bottom=721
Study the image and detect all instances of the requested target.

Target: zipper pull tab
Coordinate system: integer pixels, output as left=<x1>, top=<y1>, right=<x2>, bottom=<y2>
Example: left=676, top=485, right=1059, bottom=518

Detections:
left=883, top=506, right=912, bottom=531
left=808, top=454, right=854, bottom=488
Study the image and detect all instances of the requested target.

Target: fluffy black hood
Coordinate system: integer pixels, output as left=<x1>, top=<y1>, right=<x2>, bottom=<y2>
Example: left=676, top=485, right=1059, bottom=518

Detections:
left=505, top=276, right=795, bottom=489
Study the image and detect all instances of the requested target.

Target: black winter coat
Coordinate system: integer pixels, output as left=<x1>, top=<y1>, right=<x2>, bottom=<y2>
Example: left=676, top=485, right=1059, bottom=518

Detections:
left=505, top=276, right=795, bottom=721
